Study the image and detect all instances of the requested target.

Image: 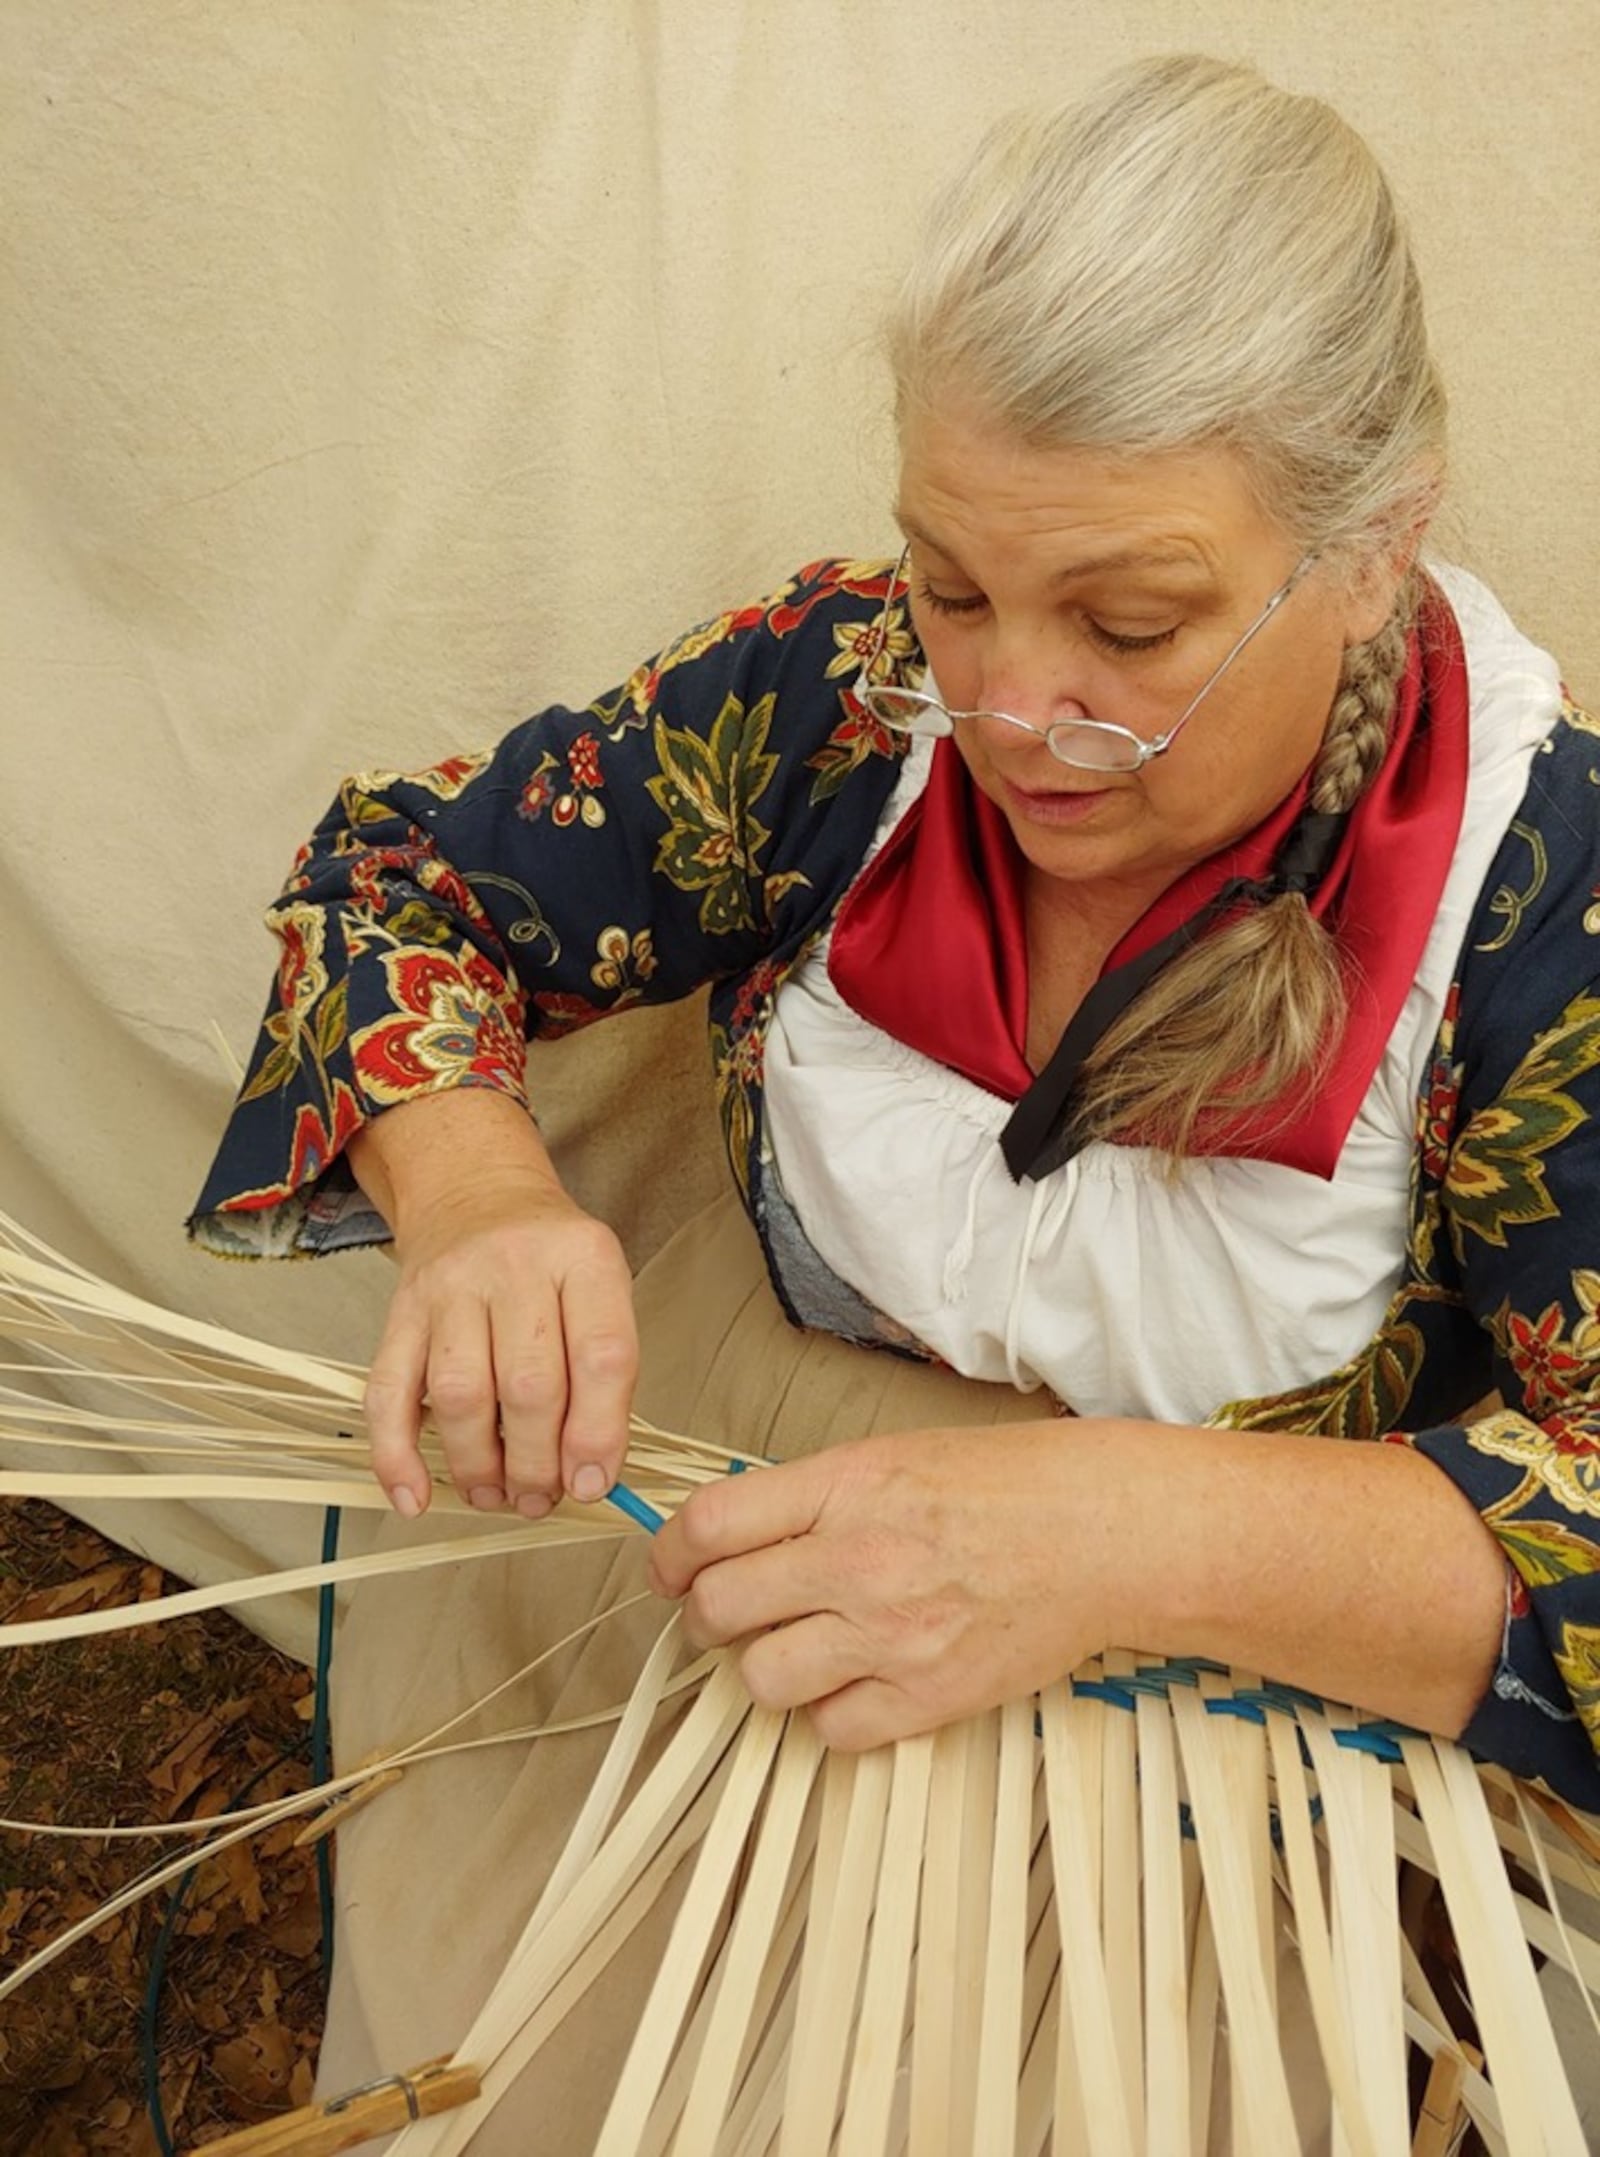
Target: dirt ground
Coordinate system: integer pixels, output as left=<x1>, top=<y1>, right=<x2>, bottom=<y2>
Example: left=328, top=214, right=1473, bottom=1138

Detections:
left=0, top=1498, right=326, bottom=2156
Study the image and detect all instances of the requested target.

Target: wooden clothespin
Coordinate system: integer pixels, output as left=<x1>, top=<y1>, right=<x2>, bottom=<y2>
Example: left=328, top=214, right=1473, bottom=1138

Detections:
left=1410, top=2039, right=1482, bottom=2157
left=184, top=2057, right=481, bottom=2156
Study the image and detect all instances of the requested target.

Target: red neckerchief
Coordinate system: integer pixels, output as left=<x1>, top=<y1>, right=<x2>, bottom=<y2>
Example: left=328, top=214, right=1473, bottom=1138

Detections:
left=828, top=582, right=1470, bottom=1179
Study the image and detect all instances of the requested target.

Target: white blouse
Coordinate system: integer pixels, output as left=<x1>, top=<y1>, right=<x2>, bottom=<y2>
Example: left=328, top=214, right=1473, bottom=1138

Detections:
left=761, top=566, right=1563, bottom=1424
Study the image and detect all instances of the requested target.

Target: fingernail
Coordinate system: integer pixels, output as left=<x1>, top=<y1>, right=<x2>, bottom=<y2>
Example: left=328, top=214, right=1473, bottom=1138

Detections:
left=391, top=1485, right=422, bottom=1520
left=570, top=1463, right=608, bottom=1503
left=516, top=1491, right=553, bottom=1520
left=469, top=1485, right=505, bottom=1512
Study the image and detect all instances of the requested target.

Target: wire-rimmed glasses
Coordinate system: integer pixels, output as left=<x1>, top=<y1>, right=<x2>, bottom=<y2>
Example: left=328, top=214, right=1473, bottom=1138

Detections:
left=853, top=546, right=1316, bottom=774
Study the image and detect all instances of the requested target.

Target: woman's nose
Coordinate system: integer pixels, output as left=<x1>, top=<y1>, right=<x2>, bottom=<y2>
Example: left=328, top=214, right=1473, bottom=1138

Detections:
left=972, top=625, right=1092, bottom=726
left=970, top=676, right=1094, bottom=750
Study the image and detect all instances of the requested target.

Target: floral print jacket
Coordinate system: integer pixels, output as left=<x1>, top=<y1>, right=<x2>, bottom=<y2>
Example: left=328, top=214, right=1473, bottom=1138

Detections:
left=191, top=558, right=1600, bottom=1808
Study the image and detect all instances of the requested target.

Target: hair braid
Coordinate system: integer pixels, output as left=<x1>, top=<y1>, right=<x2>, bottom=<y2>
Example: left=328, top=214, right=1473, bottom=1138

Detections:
left=1307, top=571, right=1418, bottom=815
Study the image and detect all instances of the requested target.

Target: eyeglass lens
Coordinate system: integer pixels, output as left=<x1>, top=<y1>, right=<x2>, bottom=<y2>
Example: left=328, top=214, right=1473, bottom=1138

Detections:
left=860, top=688, right=1144, bottom=771
left=1042, top=723, right=1144, bottom=772
left=861, top=689, right=953, bottom=735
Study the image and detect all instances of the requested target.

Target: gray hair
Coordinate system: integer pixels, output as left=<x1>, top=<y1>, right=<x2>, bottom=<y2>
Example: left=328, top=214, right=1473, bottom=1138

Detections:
left=888, top=54, right=1446, bottom=564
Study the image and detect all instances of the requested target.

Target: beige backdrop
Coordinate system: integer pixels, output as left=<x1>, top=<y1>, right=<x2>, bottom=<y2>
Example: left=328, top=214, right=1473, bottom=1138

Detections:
left=3, top=2, right=1597, bottom=1655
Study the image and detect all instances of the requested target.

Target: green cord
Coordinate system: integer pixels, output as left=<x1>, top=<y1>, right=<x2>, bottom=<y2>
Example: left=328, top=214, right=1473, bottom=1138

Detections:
left=142, top=1505, right=341, bottom=2150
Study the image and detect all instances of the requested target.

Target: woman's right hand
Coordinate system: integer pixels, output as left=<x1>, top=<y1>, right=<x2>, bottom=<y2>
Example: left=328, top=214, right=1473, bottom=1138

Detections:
left=348, top=1091, right=638, bottom=1520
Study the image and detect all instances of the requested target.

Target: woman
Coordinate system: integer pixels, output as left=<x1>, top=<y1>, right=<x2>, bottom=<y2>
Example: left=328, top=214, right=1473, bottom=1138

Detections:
left=192, top=52, right=1600, bottom=2142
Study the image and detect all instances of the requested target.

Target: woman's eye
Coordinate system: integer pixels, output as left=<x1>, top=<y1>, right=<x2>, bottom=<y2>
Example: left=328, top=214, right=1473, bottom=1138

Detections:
left=913, top=577, right=1182, bottom=648
left=1086, top=619, right=1180, bottom=654
left=915, top=579, right=988, bottom=619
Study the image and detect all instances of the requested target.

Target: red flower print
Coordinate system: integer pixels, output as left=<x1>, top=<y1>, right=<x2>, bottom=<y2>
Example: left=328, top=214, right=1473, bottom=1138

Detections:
left=1465, top=1404, right=1600, bottom=1516
left=1541, top=1411, right=1600, bottom=1462
left=768, top=560, right=896, bottom=639
left=1415, top=985, right=1462, bottom=1182
left=522, top=740, right=606, bottom=829
left=1417, top=1060, right=1459, bottom=1183
left=531, top=990, right=609, bottom=1039
left=729, top=958, right=780, bottom=1037
left=804, top=690, right=907, bottom=803
left=519, top=754, right=559, bottom=822
left=283, top=839, right=314, bottom=894
left=551, top=733, right=608, bottom=828
left=720, top=1022, right=765, bottom=1091
left=351, top=949, right=527, bottom=1104
left=413, top=855, right=485, bottom=924
left=272, top=905, right=328, bottom=1016
left=419, top=753, right=487, bottom=794
left=835, top=699, right=898, bottom=755
left=219, top=1082, right=365, bottom=1213
left=287, top=1082, right=364, bottom=1189
left=568, top=732, right=604, bottom=792
left=1504, top=1301, right=1588, bottom=1418
left=348, top=853, right=389, bottom=908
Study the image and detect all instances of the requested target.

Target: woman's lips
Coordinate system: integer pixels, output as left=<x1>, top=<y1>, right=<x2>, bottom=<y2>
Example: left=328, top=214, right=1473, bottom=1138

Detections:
left=1000, top=778, right=1118, bottom=825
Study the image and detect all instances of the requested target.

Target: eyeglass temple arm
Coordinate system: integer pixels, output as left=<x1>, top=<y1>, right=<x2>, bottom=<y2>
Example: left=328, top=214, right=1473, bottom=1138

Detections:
left=853, top=544, right=913, bottom=697
left=1152, top=554, right=1317, bottom=750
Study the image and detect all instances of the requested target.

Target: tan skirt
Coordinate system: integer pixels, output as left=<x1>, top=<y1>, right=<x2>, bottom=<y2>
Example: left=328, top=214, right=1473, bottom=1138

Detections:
left=315, top=1192, right=1326, bottom=2153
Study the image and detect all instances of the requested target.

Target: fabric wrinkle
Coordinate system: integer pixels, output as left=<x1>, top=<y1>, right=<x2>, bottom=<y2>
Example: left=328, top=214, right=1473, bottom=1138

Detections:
left=1004, top=1172, right=1053, bottom=1392
left=940, top=1150, right=988, bottom=1304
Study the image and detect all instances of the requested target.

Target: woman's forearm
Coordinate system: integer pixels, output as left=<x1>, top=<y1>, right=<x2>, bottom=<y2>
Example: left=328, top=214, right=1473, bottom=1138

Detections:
left=1076, top=1419, right=1507, bottom=1738
left=348, top=1088, right=563, bottom=1244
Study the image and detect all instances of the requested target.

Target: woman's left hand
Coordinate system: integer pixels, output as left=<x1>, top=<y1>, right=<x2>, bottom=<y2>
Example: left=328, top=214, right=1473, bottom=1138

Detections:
left=647, top=1424, right=1124, bottom=1751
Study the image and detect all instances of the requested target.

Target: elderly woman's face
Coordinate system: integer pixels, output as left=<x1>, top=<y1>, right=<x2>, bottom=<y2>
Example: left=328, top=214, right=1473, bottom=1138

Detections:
left=895, top=408, right=1401, bottom=902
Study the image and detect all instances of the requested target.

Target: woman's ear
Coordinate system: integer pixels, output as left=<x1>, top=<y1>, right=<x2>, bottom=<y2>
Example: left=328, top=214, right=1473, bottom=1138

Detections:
left=1340, top=469, right=1442, bottom=645
left=1340, top=550, right=1415, bottom=646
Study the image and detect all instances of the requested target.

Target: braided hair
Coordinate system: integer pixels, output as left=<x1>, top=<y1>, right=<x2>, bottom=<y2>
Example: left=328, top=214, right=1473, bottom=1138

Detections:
left=1308, top=578, right=1416, bottom=816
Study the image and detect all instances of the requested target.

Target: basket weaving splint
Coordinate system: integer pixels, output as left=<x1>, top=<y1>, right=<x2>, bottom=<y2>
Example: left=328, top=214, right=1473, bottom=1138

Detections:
left=2, top=1216, right=1597, bottom=2155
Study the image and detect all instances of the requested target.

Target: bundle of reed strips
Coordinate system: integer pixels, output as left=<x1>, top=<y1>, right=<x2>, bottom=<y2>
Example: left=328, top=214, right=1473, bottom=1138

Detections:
left=2, top=1213, right=1597, bottom=2156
